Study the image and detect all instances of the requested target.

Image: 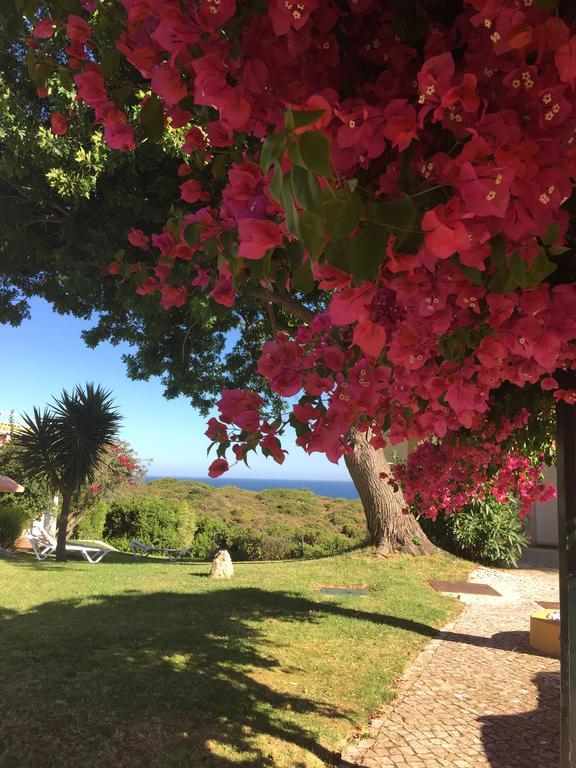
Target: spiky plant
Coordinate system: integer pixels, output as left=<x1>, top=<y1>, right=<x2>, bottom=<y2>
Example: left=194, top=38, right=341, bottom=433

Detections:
left=13, top=384, right=121, bottom=561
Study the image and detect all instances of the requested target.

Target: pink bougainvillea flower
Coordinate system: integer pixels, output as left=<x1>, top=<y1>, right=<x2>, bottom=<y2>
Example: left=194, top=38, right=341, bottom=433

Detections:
left=151, top=65, right=187, bottom=105
left=555, top=35, right=576, bottom=84
left=421, top=199, right=472, bottom=259
left=159, top=284, right=188, bottom=309
left=211, top=272, right=236, bottom=308
left=104, top=109, right=136, bottom=151
left=382, top=99, right=418, bottom=151
left=352, top=319, right=387, bottom=358
left=180, top=179, right=202, bottom=203
left=128, top=228, right=149, bottom=248
left=208, top=458, right=229, bottom=478
left=32, top=19, right=54, bottom=39
left=205, top=417, right=229, bottom=441
left=66, top=14, right=91, bottom=43
left=50, top=113, right=68, bottom=136
left=74, top=69, right=108, bottom=108
left=329, top=285, right=373, bottom=326
left=237, top=219, right=283, bottom=260
left=217, top=389, right=263, bottom=433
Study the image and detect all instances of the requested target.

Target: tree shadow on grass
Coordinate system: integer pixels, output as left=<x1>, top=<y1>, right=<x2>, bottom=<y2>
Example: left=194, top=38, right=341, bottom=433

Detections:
left=0, top=586, right=355, bottom=768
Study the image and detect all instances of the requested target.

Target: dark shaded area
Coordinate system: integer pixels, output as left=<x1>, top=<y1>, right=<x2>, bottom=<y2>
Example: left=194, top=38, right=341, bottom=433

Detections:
left=0, top=583, right=351, bottom=768
left=479, top=671, right=560, bottom=768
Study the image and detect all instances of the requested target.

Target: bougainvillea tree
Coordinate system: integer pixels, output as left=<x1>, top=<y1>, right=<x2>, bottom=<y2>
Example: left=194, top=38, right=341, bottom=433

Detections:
left=21, top=0, right=576, bottom=540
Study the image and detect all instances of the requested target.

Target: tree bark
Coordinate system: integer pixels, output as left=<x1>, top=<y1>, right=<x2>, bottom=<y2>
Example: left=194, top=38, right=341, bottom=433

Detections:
left=344, top=427, right=435, bottom=556
left=56, top=491, right=72, bottom=562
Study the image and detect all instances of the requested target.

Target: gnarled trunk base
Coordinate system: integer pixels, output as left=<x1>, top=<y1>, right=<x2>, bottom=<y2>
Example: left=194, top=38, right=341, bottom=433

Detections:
left=345, top=428, right=435, bottom=556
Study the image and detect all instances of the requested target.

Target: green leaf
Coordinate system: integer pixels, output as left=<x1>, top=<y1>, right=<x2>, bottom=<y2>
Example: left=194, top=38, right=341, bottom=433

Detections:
left=298, top=131, right=332, bottom=178
left=366, top=196, right=417, bottom=232
left=165, top=217, right=180, bottom=237
left=248, top=251, right=272, bottom=282
left=324, top=192, right=362, bottom=240
left=284, top=108, right=326, bottom=131
left=292, top=261, right=315, bottom=294
left=547, top=245, right=569, bottom=256
left=509, top=252, right=528, bottom=288
left=269, top=162, right=283, bottom=203
left=204, top=238, right=220, bottom=261
left=100, top=48, right=121, bottom=77
left=325, top=239, right=351, bottom=273
left=260, top=132, right=286, bottom=173
left=488, top=235, right=516, bottom=293
left=111, top=85, right=132, bottom=111
left=211, top=154, right=228, bottom=180
left=59, top=67, right=73, bottom=91
left=139, top=96, right=165, bottom=142
left=452, top=256, right=484, bottom=287
left=298, top=211, right=325, bottom=261
left=287, top=140, right=305, bottom=168
left=291, top=165, right=324, bottom=218
left=348, top=224, right=389, bottom=282
left=527, top=249, right=557, bottom=284
left=184, top=222, right=203, bottom=248
left=279, top=171, right=299, bottom=237
left=542, top=222, right=560, bottom=247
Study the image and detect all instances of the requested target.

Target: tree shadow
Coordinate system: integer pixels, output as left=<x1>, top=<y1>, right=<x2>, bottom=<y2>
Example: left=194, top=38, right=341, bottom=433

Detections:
left=479, top=671, right=560, bottom=767
left=0, top=586, right=353, bottom=768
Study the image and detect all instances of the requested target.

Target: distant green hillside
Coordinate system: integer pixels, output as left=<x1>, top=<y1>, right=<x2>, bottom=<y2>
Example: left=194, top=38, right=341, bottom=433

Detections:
left=108, top=478, right=368, bottom=559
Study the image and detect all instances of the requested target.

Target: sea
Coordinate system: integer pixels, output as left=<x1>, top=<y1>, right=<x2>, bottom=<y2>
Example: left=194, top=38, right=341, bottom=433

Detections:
left=145, top=476, right=359, bottom=500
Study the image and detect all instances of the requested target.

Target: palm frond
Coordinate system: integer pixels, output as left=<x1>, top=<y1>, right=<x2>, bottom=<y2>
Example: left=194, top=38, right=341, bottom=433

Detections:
left=10, top=407, right=61, bottom=491
left=51, top=383, right=122, bottom=492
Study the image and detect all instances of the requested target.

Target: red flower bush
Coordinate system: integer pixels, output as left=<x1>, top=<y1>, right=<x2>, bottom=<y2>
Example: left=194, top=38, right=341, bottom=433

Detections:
left=27, top=0, right=576, bottom=516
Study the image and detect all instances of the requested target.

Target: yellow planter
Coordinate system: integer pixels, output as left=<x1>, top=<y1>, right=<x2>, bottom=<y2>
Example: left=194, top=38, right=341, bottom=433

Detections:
left=529, top=609, right=560, bottom=658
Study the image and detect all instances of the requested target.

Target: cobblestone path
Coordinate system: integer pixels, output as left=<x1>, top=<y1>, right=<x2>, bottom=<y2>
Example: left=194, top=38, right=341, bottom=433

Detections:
left=341, top=556, right=559, bottom=768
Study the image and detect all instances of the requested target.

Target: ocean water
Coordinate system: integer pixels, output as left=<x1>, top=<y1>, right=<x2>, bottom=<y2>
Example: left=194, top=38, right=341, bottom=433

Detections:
left=146, top=476, right=360, bottom=500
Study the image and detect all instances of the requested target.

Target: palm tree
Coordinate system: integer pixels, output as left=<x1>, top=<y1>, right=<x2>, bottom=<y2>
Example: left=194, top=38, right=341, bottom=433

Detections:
left=13, top=384, right=121, bottom=561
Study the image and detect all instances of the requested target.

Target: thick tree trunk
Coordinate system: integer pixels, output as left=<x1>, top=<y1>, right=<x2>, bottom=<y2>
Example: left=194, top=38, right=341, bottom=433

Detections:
left=56, top=491, right=72, bottom=562
left=344, top=427, right=435, bottom=556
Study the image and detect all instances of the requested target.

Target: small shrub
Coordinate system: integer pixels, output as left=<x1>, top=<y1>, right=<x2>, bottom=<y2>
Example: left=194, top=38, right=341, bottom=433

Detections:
left=74, top=499, right=110, bottom=540
left=232, top=530, right=298, bottom=561
left=419, top=496, right=529, bottom=567
left=0, top=502, right=30, bottom=549
left=103, top=497, right=196, bottom=551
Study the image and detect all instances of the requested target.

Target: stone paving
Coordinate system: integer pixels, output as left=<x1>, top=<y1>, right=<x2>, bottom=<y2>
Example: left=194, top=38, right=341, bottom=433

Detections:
left=340, top=551, right=560, bottom=768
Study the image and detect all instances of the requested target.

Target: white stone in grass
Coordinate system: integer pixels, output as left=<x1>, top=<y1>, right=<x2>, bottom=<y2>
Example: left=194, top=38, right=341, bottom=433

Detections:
left=210, top=549, right=234, bottom=579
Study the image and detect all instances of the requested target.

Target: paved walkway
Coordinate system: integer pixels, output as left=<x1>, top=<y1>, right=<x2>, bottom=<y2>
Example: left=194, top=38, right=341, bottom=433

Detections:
left=341, top=552, right=560, bottom=768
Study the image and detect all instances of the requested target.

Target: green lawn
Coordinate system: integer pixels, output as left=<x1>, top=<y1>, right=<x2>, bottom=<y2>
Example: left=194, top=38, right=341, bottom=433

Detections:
left=0, top=550, right=469, bottom=767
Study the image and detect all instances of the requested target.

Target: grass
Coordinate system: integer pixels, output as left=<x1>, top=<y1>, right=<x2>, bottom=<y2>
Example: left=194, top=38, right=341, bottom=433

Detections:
left=0, top=550, right=470, bottom=767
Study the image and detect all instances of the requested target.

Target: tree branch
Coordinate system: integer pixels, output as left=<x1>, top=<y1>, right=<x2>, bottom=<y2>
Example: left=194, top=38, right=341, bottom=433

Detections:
left=251, top=287, right=314, bottom=324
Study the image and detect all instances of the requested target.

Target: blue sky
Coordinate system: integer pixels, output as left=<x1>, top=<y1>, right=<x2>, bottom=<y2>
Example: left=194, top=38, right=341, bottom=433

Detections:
left=0, top=298, right=349, bottom=480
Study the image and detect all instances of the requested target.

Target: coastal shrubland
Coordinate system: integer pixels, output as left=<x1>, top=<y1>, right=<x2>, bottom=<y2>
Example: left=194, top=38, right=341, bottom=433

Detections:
left=85, top=479, right=368, bottom=560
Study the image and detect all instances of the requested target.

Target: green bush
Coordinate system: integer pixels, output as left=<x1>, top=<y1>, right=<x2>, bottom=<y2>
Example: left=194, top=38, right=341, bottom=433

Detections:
left=419, top=496, right=529, bottom=567
left=103, top=497, right=196, bottom=551
left=188, top=515, right=232, bottom=559
left=0, top=502, right=30, bottom=549
left=231, top=530, right=297, bottom=561
left=74, top=499, right=110, bottom=540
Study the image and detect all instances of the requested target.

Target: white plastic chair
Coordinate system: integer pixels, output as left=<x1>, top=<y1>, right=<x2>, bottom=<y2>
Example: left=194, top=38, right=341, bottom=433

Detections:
left=28, top=522, right=112, bottom=564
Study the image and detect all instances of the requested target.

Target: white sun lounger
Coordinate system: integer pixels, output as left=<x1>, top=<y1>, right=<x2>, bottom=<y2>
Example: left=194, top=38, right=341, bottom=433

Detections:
left=28, top=522, right=112, bottom=564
